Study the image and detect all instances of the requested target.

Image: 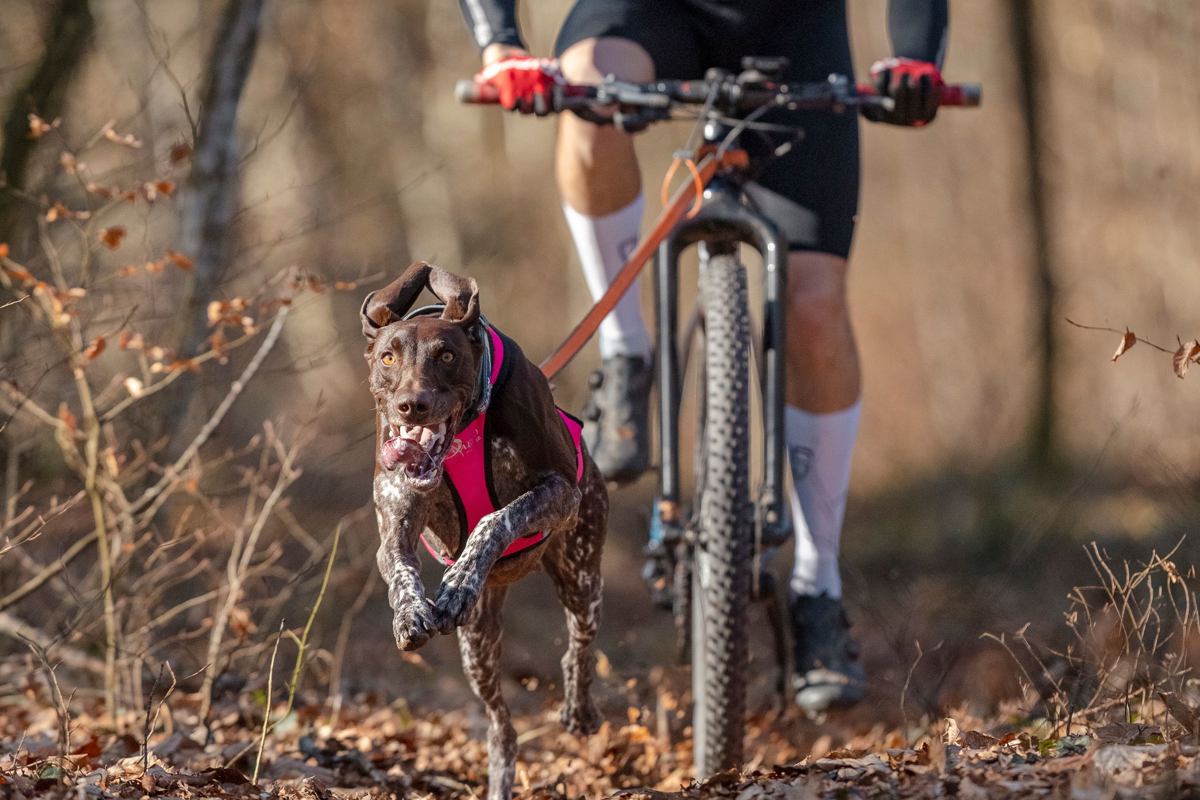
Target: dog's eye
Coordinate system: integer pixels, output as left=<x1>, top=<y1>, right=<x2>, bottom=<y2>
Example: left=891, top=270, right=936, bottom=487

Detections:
left=381, top=352, right=396, bottom=366
left=440, top=351, right=455, bottom=364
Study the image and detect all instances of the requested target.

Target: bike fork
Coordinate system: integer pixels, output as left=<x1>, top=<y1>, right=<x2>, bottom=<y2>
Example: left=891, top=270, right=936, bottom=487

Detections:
left=652, top=235, right=685, bottom=555
left=651, top=229, right=791, bottom=552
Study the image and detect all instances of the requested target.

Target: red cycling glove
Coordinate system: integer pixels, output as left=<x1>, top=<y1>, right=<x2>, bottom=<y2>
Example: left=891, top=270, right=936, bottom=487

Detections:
left=862, top=57, right=944, bottom=127
left=475, top=56, right=563, bottom=115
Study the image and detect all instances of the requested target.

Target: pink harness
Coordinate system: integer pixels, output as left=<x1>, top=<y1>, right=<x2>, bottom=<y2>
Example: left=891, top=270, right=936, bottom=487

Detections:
left=421, top=325, right=584, bottom=566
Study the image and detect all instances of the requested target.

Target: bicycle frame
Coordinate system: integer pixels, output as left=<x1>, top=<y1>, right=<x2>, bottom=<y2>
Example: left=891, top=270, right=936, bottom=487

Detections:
left=652, top=156, right=793, bottom=561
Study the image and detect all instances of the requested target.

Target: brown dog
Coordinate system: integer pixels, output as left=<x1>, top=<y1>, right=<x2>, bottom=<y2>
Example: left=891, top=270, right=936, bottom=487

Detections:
left=362, top=262, right=608, bottom=800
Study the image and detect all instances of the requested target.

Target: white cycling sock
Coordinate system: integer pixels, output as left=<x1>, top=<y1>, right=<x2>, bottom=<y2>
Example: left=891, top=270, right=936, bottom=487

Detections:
left=562, top=195, right=653, bottom=360
left=787, top=400, right=861, bottom=599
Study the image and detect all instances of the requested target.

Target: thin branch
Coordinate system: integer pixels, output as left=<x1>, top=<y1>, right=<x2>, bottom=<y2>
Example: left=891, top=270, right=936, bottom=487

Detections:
left=0, top=530, right=98, bottom=612
left=1065, top=318, right=1174, bottom=353
left=253, top=621, right=285, bottom=784
left=129, top=303, right=289, bottom=519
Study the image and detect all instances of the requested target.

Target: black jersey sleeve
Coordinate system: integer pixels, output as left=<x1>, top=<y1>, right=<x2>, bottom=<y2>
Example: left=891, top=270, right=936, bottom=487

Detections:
left=459, top=0, right=525, bottom=51
left=887, top=0, right=948, bottom=66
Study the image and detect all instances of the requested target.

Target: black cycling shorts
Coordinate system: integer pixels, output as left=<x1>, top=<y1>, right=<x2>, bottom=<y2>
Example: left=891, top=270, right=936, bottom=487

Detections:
left=554, top=0, right=859, bottom=259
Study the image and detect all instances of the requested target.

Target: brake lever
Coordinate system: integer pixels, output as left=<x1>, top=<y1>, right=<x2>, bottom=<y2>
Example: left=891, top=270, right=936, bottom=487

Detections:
left=613, top=107, right=670, bottom=133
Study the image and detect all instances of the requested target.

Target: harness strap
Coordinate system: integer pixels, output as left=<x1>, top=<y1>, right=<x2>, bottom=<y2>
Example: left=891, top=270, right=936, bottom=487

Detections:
left=420, top=326, right=585, bottom=567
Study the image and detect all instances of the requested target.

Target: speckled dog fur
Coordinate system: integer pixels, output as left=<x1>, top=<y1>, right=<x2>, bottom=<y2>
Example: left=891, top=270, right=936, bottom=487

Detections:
left=363, top=262, right=608, bottom=800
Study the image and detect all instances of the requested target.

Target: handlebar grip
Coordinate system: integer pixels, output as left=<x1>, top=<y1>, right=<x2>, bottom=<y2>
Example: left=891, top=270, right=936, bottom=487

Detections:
left=455, top=79, right=500, bottom=104
left=855, top=82, right=982, bottom=107
left=939, top=83, right=982, bottom=107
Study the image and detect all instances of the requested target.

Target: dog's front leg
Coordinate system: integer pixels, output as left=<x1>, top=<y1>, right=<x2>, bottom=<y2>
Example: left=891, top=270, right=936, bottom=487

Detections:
left=432, top=472, right=581, bottom=632
left=374, top=474, right=437, bottom=651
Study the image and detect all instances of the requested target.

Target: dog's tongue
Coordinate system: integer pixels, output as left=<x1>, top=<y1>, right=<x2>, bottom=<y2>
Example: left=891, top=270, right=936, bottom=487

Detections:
left=381, top=422, right=449, bottom=472
left=380, top=437, right=425, bottom=472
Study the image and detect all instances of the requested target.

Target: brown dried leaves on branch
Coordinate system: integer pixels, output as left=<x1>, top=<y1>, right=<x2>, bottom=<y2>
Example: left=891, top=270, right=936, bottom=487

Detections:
left=27, top=113, right=59, bottom=138
left=1172, top=338, right=1200, bottom=378
left=82, top=336, right=105, bottom=361
left=1112, top=329, right=1136, bottom=361
left=1066, top=318, right=1200, bottom=379
left=98, top=226, right=126, bottom=250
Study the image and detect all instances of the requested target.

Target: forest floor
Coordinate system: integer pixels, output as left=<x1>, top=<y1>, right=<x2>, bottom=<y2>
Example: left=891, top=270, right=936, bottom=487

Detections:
left=3, top=476, right=1199, bottom=798
left=1, top=688, right=1198, bottom=799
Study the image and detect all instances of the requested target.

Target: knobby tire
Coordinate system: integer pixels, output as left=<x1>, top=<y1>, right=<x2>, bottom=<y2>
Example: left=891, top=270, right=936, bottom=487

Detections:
left=691, top=254, right=753, bottom=776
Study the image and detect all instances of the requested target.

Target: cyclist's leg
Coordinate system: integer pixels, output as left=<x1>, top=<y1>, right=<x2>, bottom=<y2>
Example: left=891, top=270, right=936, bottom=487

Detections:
left=556, top=36, right=654, bottom=360
left=783, top=250, right=860, bottom=603
left=553, top=1, right=701, bottom=483
left=741, top=0, right=865, bottom=712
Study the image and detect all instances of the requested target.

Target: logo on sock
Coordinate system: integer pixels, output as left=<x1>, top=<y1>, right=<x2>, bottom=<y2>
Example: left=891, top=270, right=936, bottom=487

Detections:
left=788, top=444, right=814, bottom=480
left=618, top=235, right=638, bottom=264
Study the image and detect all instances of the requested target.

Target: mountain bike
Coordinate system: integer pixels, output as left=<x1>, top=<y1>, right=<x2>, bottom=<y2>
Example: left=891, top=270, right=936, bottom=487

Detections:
left=457, top=60, right=980, bottom=776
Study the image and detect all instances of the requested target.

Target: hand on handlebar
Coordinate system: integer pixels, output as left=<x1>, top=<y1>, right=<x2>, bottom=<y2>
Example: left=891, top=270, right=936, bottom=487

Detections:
left=861, top=57, right=943, bottom=127
left=474, top=55, right=563, bottom=116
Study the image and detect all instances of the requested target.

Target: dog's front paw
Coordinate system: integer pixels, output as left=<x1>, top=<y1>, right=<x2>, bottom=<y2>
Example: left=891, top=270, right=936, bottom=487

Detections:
left=560, top=698, right=602, bottom=736
left=432, top=570, right=482, bottom=633
left=393, top=597, right=438, bottom=651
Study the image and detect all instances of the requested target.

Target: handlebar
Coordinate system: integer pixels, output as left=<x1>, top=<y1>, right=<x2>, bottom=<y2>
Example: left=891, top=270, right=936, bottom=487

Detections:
left=455, top=74, right=982, bottom=113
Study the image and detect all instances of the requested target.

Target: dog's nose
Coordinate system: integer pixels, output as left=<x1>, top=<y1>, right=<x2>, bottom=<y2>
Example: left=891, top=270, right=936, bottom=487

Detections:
left=395, top=391, right=434, bottom=419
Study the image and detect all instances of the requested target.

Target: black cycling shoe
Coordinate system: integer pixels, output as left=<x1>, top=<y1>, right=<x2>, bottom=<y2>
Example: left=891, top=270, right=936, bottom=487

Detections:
left=583, top=355, right=652, bottom=484
left=789, top=592, right=866, bottom=715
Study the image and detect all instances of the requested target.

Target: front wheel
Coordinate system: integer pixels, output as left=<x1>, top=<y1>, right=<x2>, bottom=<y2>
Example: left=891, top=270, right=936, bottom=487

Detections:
left=691, top=253, right=753, bottom=777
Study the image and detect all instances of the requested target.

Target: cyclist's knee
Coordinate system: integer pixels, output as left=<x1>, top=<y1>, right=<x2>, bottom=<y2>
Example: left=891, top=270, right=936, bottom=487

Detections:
left=559, top=37, right=654, bottom=84
left=786, top=252, right=850, bottom=337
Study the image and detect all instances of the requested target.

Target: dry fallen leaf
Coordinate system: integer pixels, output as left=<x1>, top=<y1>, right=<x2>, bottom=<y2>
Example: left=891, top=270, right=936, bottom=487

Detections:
left=229, top=606, right=256, bottom=640
left=118, top=330, right=144, bottom=350
left=169, top=141, right=193, bottom=164
left=28, top=113, right=56, bottom=138
left=1112, top=329, right=1136, bottom=362
left=59, top=151, right=81, bottom=174
left=103, top=127, right=142, bottom=149
left=1172, top=339, right=1200, bottom=378
left=943, top=718, right=961, bottom=745
left=57, top=403, right=77, bottom=433
left=98, top=226, right=126, bottom=250
left=83, top=336, right=106, bottom=361
left=166, top=249, right=193, bottom=271
left=142, top=180, right=176, bottom=201
left=958, top=729, right=999, bottom=749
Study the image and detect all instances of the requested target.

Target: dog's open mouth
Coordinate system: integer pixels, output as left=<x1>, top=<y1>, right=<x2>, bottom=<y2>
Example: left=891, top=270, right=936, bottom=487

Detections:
left=381, top=419, right=456, bottom=488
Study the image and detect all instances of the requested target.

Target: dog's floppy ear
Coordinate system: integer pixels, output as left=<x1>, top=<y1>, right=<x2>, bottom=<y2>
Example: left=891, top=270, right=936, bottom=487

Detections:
left=429, top=268, right=480, bottom=330
left=360, top=261, right=432, bottom=339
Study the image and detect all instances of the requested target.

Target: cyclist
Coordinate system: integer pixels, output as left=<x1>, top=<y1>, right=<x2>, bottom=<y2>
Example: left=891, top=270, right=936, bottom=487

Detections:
left=459, top=0, right=949, bottom=714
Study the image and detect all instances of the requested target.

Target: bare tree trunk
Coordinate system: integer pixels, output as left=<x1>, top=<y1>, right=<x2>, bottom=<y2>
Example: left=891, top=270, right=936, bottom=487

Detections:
left=1010, top=0, right=1059, bottom=470
left=0, top=0, right=94, bottom=361
left=159, top=0, right=264, bottom=453
left=0, top=0, right=94, bottom=248
left=0, top=0, right=94, bottom=526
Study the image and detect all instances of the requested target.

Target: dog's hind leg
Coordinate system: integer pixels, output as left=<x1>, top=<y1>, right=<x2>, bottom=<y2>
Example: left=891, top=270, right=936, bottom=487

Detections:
left=457, top=584, right=517, bottom=800
left=545, top=486, right=606, bottom=735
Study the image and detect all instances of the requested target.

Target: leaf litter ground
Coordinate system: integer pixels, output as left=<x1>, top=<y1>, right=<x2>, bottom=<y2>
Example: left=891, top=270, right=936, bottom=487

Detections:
left=3, top=686, right=1199, bottom=799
